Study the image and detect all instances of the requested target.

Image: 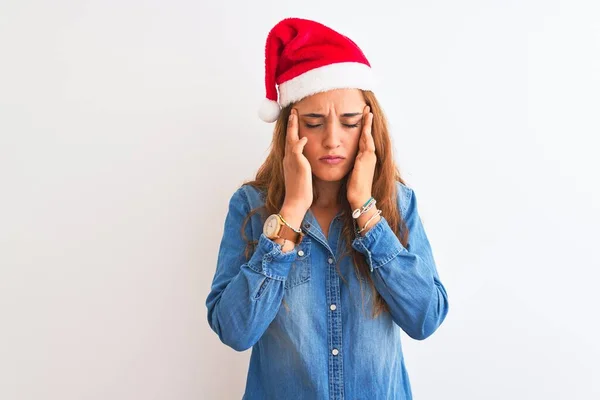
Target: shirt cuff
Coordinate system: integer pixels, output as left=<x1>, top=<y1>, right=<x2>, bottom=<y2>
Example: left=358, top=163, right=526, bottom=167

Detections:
left=247, top=233, right=299, bottom=281
left=351, top=216, right=407, bottom=272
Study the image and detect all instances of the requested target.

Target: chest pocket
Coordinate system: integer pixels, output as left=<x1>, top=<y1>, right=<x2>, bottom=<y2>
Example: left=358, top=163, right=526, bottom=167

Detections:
left=284, top=237, right=312, bottom=289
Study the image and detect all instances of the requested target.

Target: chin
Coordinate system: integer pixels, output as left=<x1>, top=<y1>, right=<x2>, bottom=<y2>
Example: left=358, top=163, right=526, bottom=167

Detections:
left=313, top=168, right=350, bottom=182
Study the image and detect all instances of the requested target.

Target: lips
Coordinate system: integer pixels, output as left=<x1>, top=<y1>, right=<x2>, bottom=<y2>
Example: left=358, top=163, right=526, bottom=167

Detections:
left=320, top=155, right=345, bottom=165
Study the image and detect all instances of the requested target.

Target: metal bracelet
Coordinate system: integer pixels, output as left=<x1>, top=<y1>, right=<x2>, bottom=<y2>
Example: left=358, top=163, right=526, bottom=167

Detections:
left=352, top=197, right=376, bottom=219
left=356, top=209, right=383, bottom=234
left=277, top=213, right=302, bottom=233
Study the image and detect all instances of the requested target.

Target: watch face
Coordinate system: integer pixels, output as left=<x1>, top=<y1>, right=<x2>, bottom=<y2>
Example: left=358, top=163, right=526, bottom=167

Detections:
left=264, top=214, right=279, bottom=237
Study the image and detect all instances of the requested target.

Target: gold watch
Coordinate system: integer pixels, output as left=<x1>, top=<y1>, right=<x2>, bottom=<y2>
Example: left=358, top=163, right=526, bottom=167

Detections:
left=263, top=213, right=304, bottom=245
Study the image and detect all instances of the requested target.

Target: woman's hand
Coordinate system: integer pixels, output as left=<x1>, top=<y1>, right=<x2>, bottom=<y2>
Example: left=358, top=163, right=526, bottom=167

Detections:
left=346, top=105, right=376, bottom=209
left=281, top=108, right=313, bottom=214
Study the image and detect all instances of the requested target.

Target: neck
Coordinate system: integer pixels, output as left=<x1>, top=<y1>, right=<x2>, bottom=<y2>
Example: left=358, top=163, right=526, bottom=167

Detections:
left=312, top=178, right=343, bottom=209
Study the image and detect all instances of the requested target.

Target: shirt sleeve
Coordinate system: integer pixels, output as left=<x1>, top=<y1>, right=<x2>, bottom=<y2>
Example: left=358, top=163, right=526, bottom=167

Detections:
left=351, top=185, right=449, bottom=340
left=205, top=186, right=299, bottom=351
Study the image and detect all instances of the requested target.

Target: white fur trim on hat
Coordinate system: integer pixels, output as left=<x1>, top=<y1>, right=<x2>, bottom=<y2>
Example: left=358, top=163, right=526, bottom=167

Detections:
left=258, top=98, right=281, bottom=122
left=278, top=62, right=375, bottom=107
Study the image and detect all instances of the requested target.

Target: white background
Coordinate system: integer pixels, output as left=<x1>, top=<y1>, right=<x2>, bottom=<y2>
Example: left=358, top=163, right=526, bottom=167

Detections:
left=1, top=1, right=599, bottom=399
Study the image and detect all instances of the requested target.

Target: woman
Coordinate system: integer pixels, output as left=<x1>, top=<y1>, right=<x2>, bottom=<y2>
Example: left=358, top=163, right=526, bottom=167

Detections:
left=206, top=17, right=449, bottom=400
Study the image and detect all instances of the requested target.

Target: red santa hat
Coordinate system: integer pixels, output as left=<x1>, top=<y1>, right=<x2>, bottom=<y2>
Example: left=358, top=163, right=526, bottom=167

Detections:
left=258, top=17, right=376, bottom=123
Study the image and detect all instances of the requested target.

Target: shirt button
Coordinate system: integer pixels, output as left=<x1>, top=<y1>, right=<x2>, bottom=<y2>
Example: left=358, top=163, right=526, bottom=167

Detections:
left=297, top=250, right=304, bottom=257
left=330, top=304, right=336, bottom=311
left=332, top=349, right=339, bottom=356
left=327, top=258, right=334, bottom=264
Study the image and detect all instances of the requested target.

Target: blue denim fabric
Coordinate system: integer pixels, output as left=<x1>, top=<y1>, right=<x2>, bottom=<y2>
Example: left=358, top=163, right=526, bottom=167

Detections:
left=206, top=181, right=449, bottom=400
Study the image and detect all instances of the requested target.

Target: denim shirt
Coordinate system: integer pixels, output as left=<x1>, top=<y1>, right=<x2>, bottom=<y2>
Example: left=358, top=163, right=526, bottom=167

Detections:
left=206, top=181, right=449, bottom=400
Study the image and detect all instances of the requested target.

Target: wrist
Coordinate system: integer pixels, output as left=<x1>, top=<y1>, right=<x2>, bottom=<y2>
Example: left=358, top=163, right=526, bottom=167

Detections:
left=355, top=206, right=381, bottom=236
left=278, top=206, right=306, bottom=231
left=281, top=201, right=308, bottom=215
left=349, top=194, right=372, bottom=212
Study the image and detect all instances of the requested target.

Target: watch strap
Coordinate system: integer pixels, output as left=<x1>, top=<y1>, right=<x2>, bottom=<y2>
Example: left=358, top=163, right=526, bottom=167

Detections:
left=277, top=224, right=303, bottom=244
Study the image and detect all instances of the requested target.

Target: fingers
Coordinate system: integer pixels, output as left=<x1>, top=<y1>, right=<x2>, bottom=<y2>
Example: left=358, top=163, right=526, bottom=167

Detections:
left=361, top=105, right=375, bottom=152
left=292, top=136, right=308, bottom=155
left=286, top=108, right=300, bottom=147
left=286, top=108, right=308, bottom=155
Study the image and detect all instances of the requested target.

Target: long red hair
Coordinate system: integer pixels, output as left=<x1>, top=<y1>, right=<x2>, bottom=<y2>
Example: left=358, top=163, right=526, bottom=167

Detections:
left=240, top=90, right=409, bottom=318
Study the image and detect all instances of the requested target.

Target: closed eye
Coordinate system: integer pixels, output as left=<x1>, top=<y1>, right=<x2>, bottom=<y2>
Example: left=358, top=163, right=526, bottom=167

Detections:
left=305, top=123, right=360, bottom=129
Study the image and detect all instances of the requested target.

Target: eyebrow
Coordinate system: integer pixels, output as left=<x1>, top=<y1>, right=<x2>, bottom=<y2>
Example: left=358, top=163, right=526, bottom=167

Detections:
left=301, top=112, right=362, bottom=118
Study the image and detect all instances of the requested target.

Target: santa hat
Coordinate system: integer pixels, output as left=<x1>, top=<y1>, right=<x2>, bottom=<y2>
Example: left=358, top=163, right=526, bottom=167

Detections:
left=258, top=18, right=376, bottom=123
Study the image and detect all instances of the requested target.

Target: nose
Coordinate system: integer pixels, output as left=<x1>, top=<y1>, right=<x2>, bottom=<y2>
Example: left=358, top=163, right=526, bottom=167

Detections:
left=322, top=121, right=342, bottom=149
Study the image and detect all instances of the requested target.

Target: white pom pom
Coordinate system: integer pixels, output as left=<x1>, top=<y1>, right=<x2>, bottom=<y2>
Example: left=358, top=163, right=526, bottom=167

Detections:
left=258, top=99, right=281, bottom=122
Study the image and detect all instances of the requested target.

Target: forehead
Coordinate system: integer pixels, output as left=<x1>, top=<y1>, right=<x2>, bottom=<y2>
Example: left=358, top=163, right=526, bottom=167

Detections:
left=294, top=88, right=365, bottom=111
